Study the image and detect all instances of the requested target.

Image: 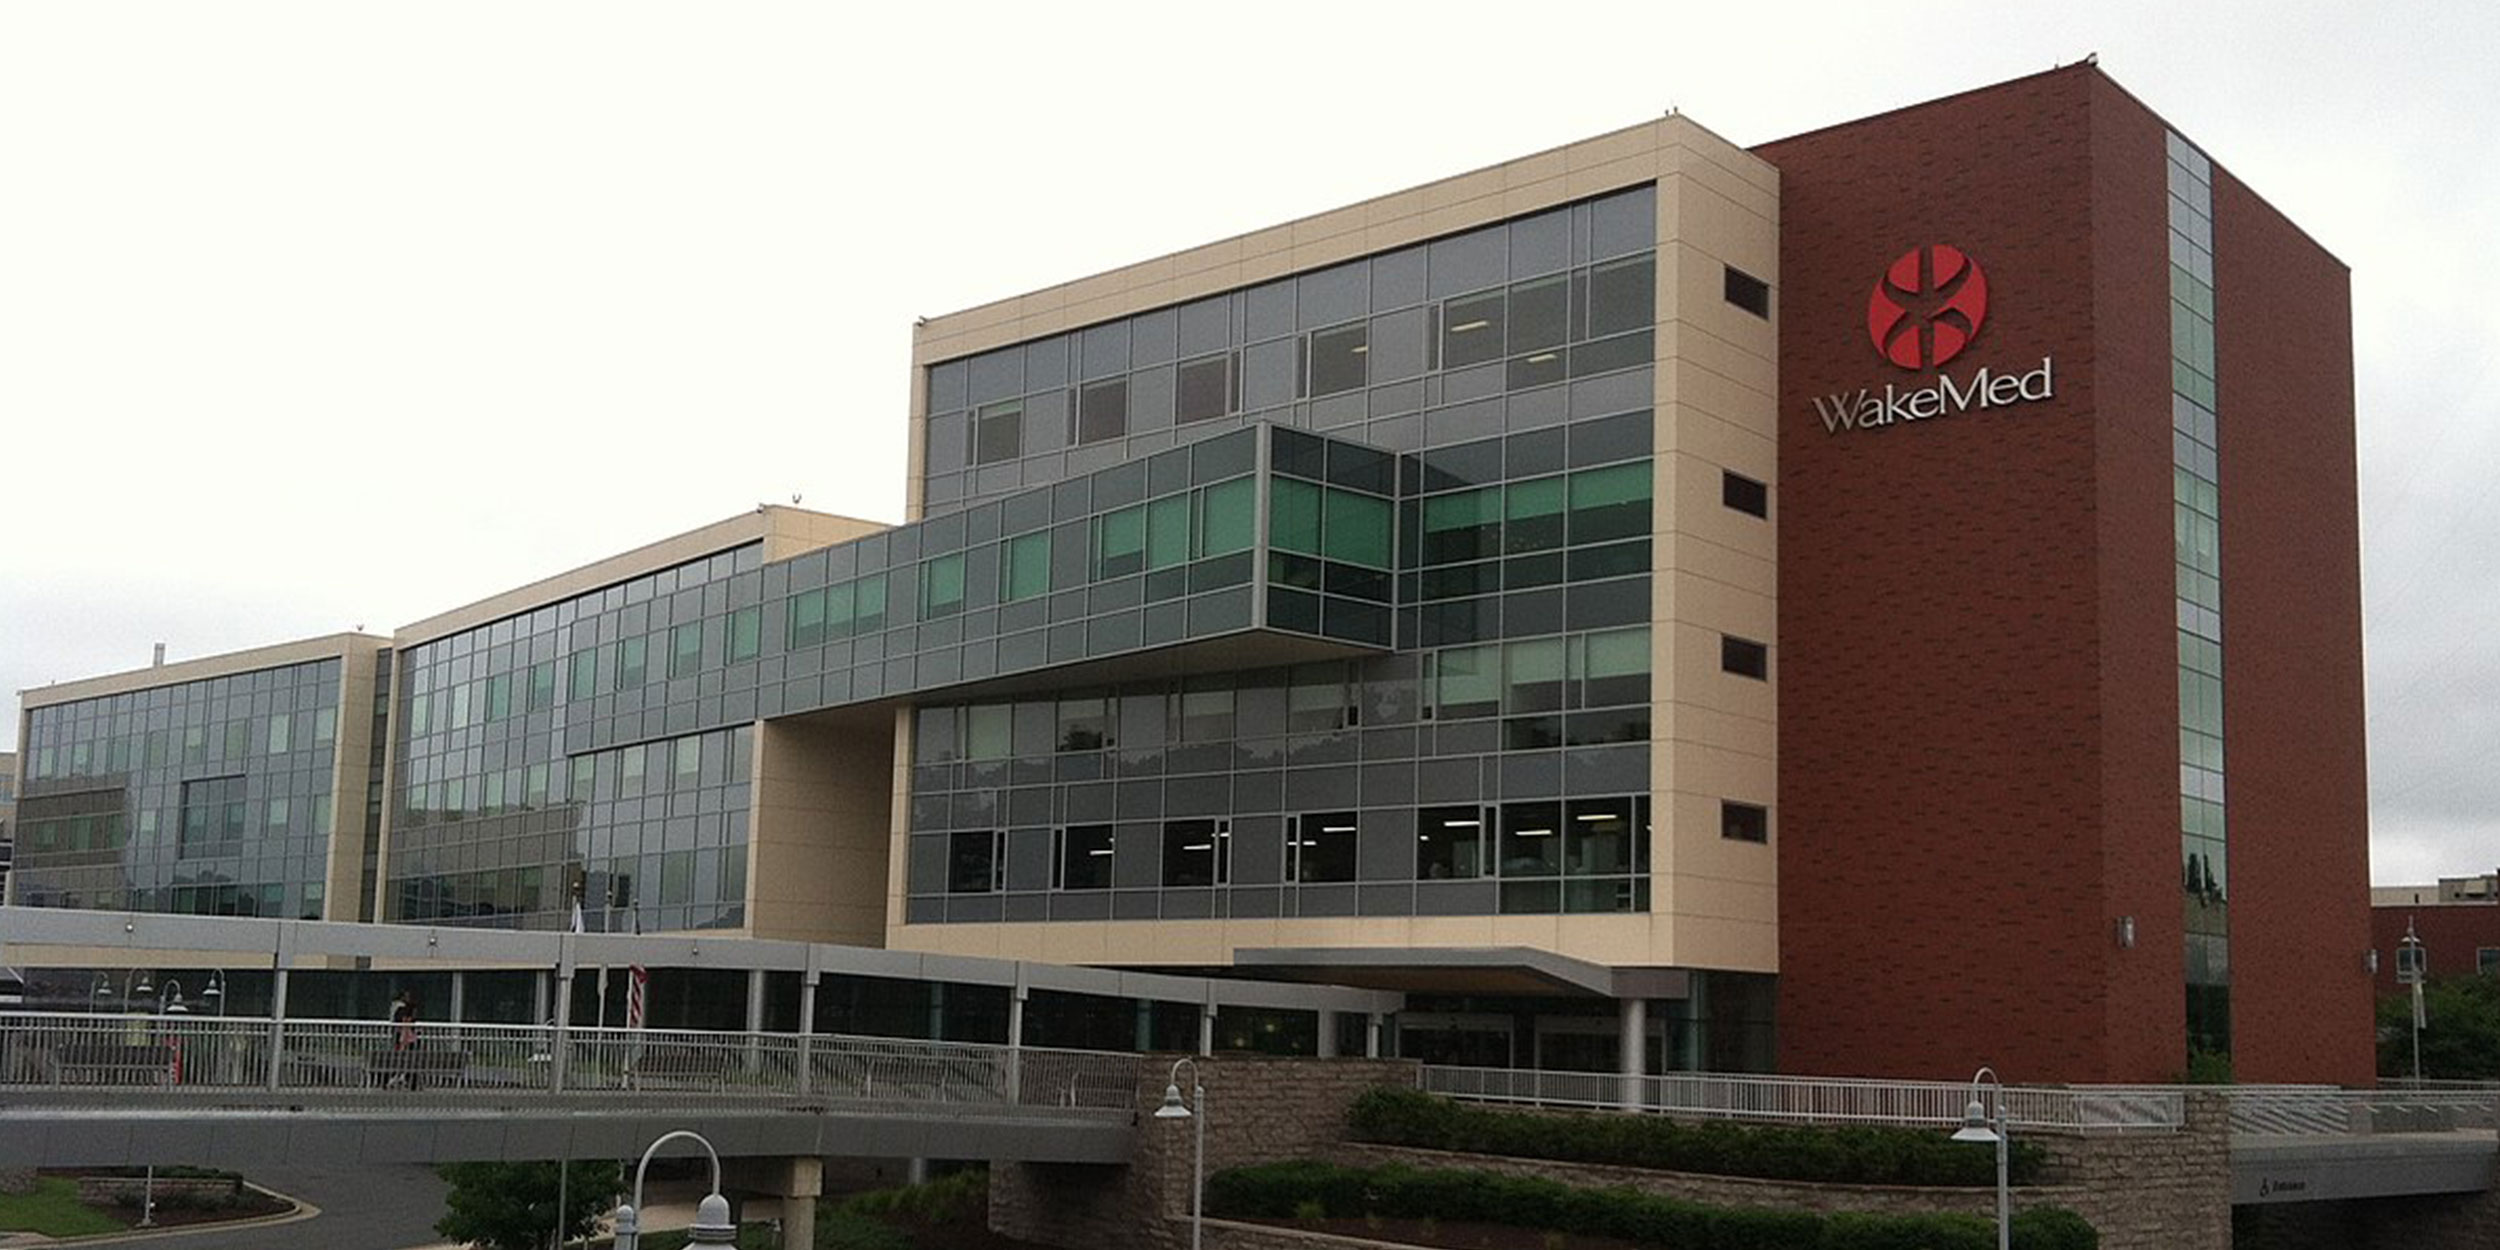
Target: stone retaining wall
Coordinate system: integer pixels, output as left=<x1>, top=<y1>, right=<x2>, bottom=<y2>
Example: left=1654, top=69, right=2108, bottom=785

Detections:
left=75, top=1175, right=241, bottom=1207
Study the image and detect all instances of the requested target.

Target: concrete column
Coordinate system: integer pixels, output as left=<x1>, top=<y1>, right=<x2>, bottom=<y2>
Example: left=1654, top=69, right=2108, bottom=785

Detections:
left=780, top=1193, right=817, bottom=1250
left=447, top=972, right=466, bottom=1024
left=1365, top=1012, right=1383, bottom=1059
left=1134, top=1000, right=1154, bottom=1051
left=1006, top=987, right=1027, bottom=1102
left=1316, top=1011, right=1338, bottom=1058
left=797, top=972, right=820, bottom=1097
left=551, top=970, right=573, bottom=1093
left=745, top=969, right=767, bottom=1075
left=264, top=968, right=291, bottom=1092
left=1616, top=998, right=1648, bottom=1110
left=1198, top=1004, right=1216, bottom=1057
left=531, top=971, right=550, bottom=1027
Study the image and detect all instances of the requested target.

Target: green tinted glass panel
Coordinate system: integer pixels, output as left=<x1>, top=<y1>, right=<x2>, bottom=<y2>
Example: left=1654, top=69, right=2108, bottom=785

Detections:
left=1321, top=490, right=1392, bottom=568
left=1422, top=487, right=1503, bottom=564
left=1568, top=462, right=1652, bottom=545
left=1271, top=478, right=1321, bottom=557
left=728, top=606, right=761, bottom=661
left=825, top=582, right=856, bottom=635
left=1199, top=478, right=1255, bottom=557
left=1097, top=506, right=1146, bottom=578
left=1147, top=495, right=1192, bottom=570
left=671, top=621, right=703, bottom=676
left=856, top=574, right=888, bottom=630
left=1436, top=644, right=1500, bottom=716
left=1006, top=532, right=1051, bottom=601
left=923, top=553, right=966, bottom=617
left=790, top=588, right=827, bottom=647
left=1505, top=476, right=1566, bottom=553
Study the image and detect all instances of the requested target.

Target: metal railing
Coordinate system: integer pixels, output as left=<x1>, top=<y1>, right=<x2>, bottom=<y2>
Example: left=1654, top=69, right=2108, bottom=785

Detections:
left=1418, top=1065, right=2187, bottom=1131
left=2218, top=1086, right=2500, bottom=1137
left=0, top=1012, right=1136, bottom=1117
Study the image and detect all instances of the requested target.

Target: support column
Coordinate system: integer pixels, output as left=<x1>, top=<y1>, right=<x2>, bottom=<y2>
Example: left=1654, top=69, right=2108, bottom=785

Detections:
left=1134, top=1000, right=1154, bottom=1051
left=551, top=969, right=574, bottom=1093
left=1616, top=998, right=1647, bottom=1110
left=797, top=970, right=820, bottom=1097
left=1365, top=1012, right=1383, bottom=1059
left=448, top=972, right=466, bottom=1024
left=264, top=968, right=291, bottom=1092
left=531, top=971, right=550, bottom=1027
left=1316, top=1011, right=1338, bottom=1058
left=1198, top=1004, right=1216, bottom=1057
left=1006, top=985, right=1027, bottom=1102
left=745, top=968, right=767, bottom=1074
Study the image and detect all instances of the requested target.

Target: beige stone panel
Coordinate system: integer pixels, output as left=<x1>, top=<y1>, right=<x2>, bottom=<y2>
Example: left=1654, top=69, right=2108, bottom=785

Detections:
left=1658, top=699, right=1776, bottom=764
left=1406, top=915, right=1501, bottom=947
left=1656, top=321, right=1774, bottom=398
left=896, top=924, right=1007, bottom=961
left=1671, top=913, right=1779, bottom=973
left=1564, top=120, right=1665, bottom=172
left=1661, top=139, right=1782, bottom=218
left=1666, top=242, right=1778, bottom=363
left=1294, top=202, right=1371, bottom=250
left=1550, top=913, right=1670, bottom=966
left=1664, top=540, right=1775, bottom=609
left=1665, top=453, right=1777, bottom=560
left=1497, top=175, right=1575, bottom=219
left=1659, top=359, right=1777, bottom=440
left=1487, top=913, right=1564, bottom=949
left=1666, top=876, right=1775, bottom=929
left=748, top=715, right=891, bottom=946
left=23, top=632, right=385, bottom=709
left=1037, top=923, right=1115, bottom=967
left=1662, top=176, right=1781, bottom=280
left=1665, top=830, right=1778, bottom=894
left=1565, top=156, right=1664, bottom=201
left=1106, top=920, right=1231, bottom=964
left=1291, top=233, right=1377, bottom=275
left=1660, top=739, right=1777, bottom=808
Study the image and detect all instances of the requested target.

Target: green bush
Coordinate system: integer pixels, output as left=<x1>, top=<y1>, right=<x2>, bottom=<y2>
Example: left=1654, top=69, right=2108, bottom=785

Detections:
left=834, top=1168, right=986, bottom=1226
left=1348, top=1086, right=2049, bottom=1187
left=820, top=1209, right=912, bottom=1250
left=1210, top=1159, right=2097, bottom=1250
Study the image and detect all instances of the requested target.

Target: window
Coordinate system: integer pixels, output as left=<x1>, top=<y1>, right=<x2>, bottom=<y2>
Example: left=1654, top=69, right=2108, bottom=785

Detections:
left=1588, top=255, right=1656, bottom=337
left=570, top=650, right=598, bottom=700
left=727, top=606, right=762, bottom=662
left=529, top=660, right=559, bottom=709
left=1057, top=824, right=1113, bottom=890
left=1433, top=645, right=1500, bottom=720
left=1094, top=507, right=1146, bottom=580
left=671, top=620, right=704, bottom=678
left=1177, top=353, right=1235, bottom=423
left=1287, top=665, right=1352, bottom=734
left=974, top=401, right=1023, bottom=465
left=788, top=588, right=828, bottom=649
left=1567, top=797, right=1638, bottom=875
left=1288, top=813, right=1358, bottom=882
left=2480, top=948, right=2500, bottom=976
left=1568, top=462, right=1651, bottom=545
left=1321, top=489, right=1392, bottom=568
left=1417, top=806, right=1486, bottom=880
left=1722, top=470, right=1768, bottom=519
left=1146, top=495, right=1191, bottom=570
left=1056, top=697, right=1109, bottom=751
left=267, top=711, right=292, bottom=753
left=1421, top=487, right=1502, bottom=565
left=1724, top=265, right=1771, bottom=318
left=1505, top=477, right=1566, bottom=554
left=1077, top=379, right=1128, bottom=444
left=852, top=574, right=889, bottom=634
left=1721, top=635, right=1768, bottom=680
left=1442, top=290, right=1505, bottom=368
left=1499, top=802, right=1562, bottom=877
left=615, top=636, right=648, bottom=690
left=922, top=552, right=966, bottom=619
left=947, top=830, right=999, bottom=894
left=1004, top=532, right=1051, bottom=601
left=1178, top=685, right=1234, bottom=741
left=1722, top=801, right=1769, bottom=843
left=1197, top=477, right=1256, bottom=558
left=1309, top=323, right=1369, bottom=397
left=964, top=704, right=1011, bottom=761
left=1162, top=819, right=1229, bottom=887
left=1271, top=479, right=1320, bottom=556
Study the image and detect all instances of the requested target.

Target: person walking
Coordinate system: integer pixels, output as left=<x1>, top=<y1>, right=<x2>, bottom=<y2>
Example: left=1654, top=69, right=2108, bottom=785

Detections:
left=388, top=991, right=421, bottom=1089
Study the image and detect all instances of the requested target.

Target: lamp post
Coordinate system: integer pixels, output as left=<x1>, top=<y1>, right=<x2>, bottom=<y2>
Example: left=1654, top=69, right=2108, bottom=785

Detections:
left=2400, top=918, right=2427, bottom=1083
left=1951, top=1066, right=2010, bottom=1250
left=203, top=969, right=226, bottom=1016
left=1155, top=1057, right=1205, bottom=1250
left=611, top=1129, right=738, bottom=1250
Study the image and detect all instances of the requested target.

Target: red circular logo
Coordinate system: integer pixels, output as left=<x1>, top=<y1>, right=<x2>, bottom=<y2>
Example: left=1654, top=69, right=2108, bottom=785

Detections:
left=1867, top=244, right=1989, bottom=370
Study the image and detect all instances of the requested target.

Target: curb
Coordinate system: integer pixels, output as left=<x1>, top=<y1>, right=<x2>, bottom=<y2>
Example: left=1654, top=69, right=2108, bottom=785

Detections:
left=8, top=1182, right=320, bottom=1246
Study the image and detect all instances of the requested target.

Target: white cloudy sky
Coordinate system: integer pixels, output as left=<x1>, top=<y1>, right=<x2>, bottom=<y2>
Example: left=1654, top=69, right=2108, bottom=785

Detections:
left=3, top=2, right=2493, bottom=884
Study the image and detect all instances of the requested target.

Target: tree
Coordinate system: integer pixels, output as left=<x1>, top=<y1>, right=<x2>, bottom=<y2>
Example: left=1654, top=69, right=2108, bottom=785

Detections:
left=435, top=1160, right=622, bottom=1250
left=2377, top=974, right=2500, bottom=1080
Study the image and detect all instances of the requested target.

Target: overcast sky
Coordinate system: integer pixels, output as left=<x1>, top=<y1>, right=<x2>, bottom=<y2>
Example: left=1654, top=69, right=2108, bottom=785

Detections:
left=3, top=2, right=2493, bottom=885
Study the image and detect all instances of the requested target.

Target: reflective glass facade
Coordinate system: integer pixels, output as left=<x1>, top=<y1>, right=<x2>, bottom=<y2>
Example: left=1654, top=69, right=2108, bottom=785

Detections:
left=15, top=660, right=351, bottom=918
left=2168, top=131, right=2230, bottom=1058
left=905, top=185, right=1659, bottom=926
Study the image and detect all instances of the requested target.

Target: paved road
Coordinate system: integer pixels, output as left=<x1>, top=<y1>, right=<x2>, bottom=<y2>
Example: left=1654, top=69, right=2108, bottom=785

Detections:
left=76, top=1164, right=449, bottom=1250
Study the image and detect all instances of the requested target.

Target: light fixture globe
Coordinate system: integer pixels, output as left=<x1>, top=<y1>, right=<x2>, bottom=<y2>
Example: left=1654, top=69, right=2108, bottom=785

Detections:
left=686, top=1192, right=739, bottom=1247
left=1156, top=1082, right=1192, bottom=1118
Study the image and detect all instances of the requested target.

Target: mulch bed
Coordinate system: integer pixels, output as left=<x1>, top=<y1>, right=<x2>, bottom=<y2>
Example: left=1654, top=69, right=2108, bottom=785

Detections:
left=1242, top=1216, right=1644, bottom=1250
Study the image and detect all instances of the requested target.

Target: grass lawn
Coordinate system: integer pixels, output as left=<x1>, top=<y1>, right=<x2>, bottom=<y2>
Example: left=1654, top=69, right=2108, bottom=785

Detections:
left=0, top=1176, right=130, bottom=1237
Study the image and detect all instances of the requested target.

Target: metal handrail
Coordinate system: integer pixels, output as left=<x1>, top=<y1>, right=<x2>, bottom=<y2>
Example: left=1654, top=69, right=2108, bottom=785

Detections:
left=0, top=1011, right=1136, bottom=1116
left=1418, top=1064, right=2186, bottom=1131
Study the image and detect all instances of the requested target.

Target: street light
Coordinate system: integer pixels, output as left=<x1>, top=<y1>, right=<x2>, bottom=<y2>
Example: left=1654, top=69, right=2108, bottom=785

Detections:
left=2400, top=918, right=2427, bottom=1083
left=1950, top=1066, right=2010, bottom=1250
left=202, top=969, right=226, bottom=1016
left=612, top=1129, right=737, bottom=1250
left=1155, top=1057, right=1205, bottom=1250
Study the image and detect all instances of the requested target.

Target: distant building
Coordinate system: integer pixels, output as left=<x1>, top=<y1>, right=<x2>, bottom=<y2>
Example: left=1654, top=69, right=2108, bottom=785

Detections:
left=0, top=750, right=16, bottom=907
left=2372, top=873, right=2500, bottom=993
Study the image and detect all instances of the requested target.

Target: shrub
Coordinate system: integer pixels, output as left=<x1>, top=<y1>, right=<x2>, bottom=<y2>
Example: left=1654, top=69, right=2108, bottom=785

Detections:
left=1347, top=1086, right=2050, bottom=1187
left=1208, top=1159, right=2096, bottom=1250
left=836, top=1168, right=987, bottom=1226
